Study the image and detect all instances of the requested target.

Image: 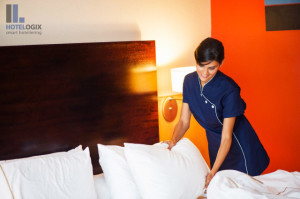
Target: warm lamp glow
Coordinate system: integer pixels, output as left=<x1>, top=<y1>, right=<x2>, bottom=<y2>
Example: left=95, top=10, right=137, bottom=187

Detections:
left=171, top=66, right=196, bottom=93
left=162, top=66, right=196, bottom=122
left=129, top=65, right=157, bottom=94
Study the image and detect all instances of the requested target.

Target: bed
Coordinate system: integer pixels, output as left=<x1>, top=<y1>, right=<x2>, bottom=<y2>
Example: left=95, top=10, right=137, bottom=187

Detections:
left=0, top=41, right=162, bottom=199
left=0, top=41, right=159, bottom=174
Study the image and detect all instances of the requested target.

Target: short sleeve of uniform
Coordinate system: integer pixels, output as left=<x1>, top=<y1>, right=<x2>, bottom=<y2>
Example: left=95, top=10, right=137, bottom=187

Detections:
left=182, top=75, right=190, bottom=104
left=222, top=89, right=246, bottom=118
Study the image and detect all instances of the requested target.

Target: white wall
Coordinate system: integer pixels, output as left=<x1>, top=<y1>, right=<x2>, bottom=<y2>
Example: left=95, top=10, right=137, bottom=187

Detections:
left=0, top=0, right=211, bottom=94
left=1, top=0, right=211, bottom=149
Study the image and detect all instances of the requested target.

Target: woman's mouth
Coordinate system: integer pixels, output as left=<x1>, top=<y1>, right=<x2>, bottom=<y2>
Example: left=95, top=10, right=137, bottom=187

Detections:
left=201, top=74, right=209, bottom=78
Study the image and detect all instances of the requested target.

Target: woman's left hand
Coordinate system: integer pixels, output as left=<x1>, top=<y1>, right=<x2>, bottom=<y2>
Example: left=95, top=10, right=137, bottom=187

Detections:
left=204, top=171, right=216, bottom=189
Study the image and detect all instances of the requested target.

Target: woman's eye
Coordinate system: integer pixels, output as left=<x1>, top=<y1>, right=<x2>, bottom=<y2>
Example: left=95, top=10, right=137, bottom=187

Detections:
left=209, top=67, right=216, bottom=70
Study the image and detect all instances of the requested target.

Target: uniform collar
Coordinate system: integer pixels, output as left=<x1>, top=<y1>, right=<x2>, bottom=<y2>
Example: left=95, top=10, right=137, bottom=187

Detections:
left=197, top=70, right=220, bottom=90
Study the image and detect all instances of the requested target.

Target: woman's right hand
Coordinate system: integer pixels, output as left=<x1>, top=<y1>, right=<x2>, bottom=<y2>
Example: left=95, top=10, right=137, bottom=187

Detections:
left=162, top=140, right=177, bottom=150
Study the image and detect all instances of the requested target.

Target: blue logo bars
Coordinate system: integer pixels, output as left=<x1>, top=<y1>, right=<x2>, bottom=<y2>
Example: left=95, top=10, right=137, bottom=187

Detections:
left=6, top=4, right=25, bottom=23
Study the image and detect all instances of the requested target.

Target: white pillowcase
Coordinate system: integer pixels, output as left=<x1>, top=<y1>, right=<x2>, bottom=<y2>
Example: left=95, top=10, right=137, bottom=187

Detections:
left=97, top=144, right=141, bottom=199
left=93, top=173, right=111, bottom=199
left=97, top=138, right=209, bottom=199
left=0, top=147, right=97, bottom=199
left=124, top=138, right=210, bottom=199
left=0, top=145, right=83, bottom=164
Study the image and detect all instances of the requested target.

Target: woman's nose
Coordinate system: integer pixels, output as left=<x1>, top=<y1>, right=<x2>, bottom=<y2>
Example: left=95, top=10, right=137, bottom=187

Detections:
left=203, top=68, right=208, bottom=75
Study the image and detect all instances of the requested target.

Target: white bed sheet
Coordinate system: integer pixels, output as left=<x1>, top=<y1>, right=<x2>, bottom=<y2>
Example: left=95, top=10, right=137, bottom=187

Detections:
left=93, top=170, right=300, bottom=199
left=207, top=169, right=300, bottom=199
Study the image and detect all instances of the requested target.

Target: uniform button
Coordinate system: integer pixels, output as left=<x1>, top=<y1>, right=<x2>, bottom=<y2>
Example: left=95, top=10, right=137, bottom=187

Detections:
left=205, top=100, right=208, bottom=103
left=211, top=105, right=215, bottom=108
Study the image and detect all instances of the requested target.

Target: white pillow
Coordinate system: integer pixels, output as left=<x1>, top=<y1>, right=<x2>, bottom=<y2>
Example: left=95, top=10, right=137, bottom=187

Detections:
left=93, top=173, right=111, bottom=199
left=124, top=138, right=210, bottom=199
left=0, top=147, right=97, bottom=199
left=1, top=145, right=83, bottom=164
left=97, top=144, right=141, bottom=199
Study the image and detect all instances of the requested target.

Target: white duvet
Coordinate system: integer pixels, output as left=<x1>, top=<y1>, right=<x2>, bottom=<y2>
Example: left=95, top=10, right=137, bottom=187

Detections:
left=207, top=169, right=300, bottom=199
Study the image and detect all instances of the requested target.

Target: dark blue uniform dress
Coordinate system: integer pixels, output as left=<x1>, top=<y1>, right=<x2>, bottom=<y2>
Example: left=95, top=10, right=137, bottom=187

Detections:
left=183, top=71, right=269, bottom=176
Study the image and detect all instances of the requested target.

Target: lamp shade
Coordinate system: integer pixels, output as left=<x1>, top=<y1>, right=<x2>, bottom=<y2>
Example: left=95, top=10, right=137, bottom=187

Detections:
left=171, top=66, right=196, bottom=93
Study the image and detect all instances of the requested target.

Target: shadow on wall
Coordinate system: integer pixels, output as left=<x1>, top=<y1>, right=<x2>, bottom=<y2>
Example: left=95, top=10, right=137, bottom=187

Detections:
left=1, top=23, right=142, bottom=46
left=82, top=23, right=142, bottom=42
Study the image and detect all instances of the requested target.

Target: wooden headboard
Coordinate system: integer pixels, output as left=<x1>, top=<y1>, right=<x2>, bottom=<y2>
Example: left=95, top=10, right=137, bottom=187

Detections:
left=0, top=41, right=159, bottom=174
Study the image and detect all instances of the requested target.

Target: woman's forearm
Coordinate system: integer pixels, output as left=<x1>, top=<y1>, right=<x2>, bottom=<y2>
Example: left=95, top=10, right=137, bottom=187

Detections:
left=211, top=117, right=236, bottom=174
left=171, top=120, right=189, bottom=143
left=170, top=102, right=191, bottom=144
left=211, top=137, right=232, bottom=174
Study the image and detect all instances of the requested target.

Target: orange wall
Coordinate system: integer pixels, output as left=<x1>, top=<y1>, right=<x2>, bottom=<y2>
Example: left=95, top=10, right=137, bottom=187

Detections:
left=211, top=0, right=300, bottom=173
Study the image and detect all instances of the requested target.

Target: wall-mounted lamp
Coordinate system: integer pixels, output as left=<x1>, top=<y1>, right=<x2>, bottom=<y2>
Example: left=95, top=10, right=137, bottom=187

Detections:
left=162, top=66, right=196, bottom=122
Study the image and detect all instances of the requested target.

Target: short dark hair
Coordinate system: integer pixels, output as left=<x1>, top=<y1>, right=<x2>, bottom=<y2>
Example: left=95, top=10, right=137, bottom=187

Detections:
left=194, top=37, right=224, bottom=66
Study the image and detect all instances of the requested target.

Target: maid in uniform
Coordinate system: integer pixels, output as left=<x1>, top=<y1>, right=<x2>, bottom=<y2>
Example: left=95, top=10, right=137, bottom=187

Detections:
left=165, top=37, right=269, bottom=187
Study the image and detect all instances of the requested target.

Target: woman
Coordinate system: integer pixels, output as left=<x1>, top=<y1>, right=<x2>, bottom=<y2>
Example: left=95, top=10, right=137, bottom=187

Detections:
left=165, top=37, right=269, bottom=188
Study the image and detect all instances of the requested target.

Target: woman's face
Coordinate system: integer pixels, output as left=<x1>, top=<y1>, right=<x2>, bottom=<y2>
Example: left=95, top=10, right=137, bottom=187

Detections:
left=196, top=60, right=220, bottom=85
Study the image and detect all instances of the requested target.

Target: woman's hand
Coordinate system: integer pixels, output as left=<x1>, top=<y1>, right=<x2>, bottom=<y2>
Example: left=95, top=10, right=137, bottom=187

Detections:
left=162, top=140, right=176, bottom=150
left=204, top=170, right=216, bottom=189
